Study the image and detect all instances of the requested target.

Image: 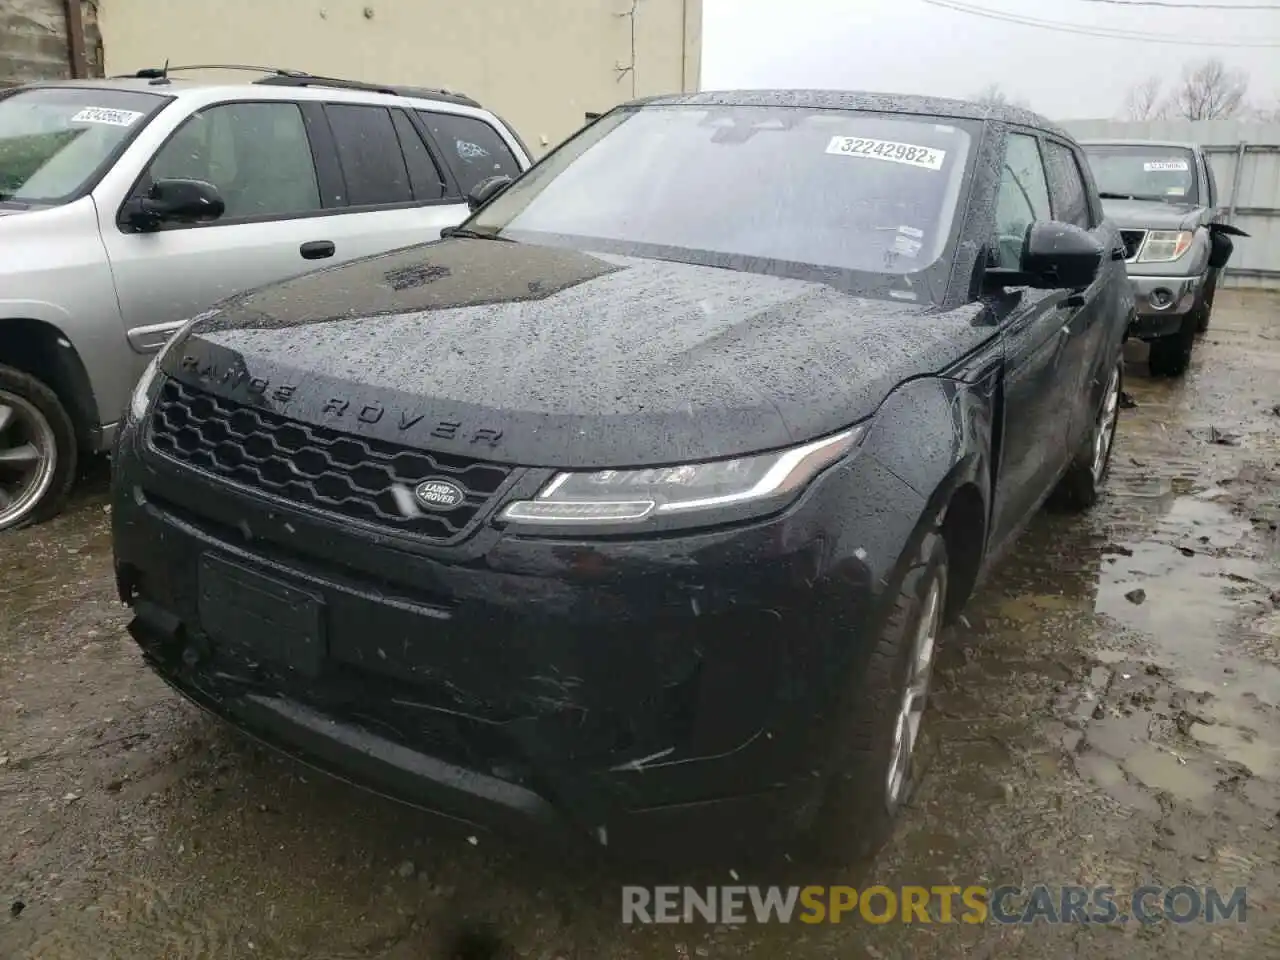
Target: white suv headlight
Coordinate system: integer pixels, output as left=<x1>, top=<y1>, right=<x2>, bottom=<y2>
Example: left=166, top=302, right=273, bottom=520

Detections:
left=1137, top=230, right=1193, bottom=263
left=500, top=426, right=866, bottom=528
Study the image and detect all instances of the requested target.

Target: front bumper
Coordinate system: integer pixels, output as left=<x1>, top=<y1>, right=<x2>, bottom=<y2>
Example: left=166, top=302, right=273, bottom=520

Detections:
left=1125, top=272, right=1204, bottom=339
left=111, top=415, right=922, bottom=857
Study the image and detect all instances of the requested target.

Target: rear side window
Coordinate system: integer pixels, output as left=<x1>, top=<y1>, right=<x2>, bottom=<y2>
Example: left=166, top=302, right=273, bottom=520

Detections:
left=326, top=104, right=412, bottom=206
left=1043, top=141, right=1092, bottom=229
left=392, top=111, right=445, bottom=201
left=417, top=110, right=522, bottom=195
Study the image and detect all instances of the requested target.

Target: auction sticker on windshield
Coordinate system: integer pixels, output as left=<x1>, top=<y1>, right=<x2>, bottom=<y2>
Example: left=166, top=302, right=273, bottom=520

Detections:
left=826, top=136, right=946, bottom=171
left=70, top=107, right=144, bottom=127
left=1144, top=159, right=1189, bottom=172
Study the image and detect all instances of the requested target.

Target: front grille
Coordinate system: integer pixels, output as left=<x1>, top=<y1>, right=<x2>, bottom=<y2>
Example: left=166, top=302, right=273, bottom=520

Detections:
left=1120, top=229, right=1146, bottom=260
left=147, top=377, right=513, bottom=541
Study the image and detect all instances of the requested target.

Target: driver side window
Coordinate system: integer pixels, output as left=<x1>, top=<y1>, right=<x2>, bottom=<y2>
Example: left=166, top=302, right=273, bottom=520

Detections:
left=141, top=101, right=323, bottom=223
left=992, top=133, right=1051, bottom=269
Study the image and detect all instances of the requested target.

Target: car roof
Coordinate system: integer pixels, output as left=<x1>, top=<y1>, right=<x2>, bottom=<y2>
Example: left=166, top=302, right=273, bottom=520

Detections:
left=17, top=72, right=485, bottom=111
left=1078, top=139, right=1200, bottom=150
left=624, top=88, right=1074, bottom=140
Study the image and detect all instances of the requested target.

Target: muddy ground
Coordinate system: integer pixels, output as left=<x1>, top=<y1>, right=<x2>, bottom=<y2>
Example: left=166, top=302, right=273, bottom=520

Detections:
left=3, top=292, right=1279, bottom=960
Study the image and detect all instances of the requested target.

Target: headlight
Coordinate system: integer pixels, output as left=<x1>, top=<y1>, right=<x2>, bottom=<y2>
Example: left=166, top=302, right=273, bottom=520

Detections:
left=1137, top=230, right=1193, bottom=263
left=500, top=426, right=866, bottom=528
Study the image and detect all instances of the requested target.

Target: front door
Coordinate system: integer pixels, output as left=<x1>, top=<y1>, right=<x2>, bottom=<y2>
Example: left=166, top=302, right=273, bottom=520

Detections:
left=98, top=99, right=466, bottom=367
left=988, top=132, right=1074, bottom=547
left=1042, top=138, right=1111, bottom=450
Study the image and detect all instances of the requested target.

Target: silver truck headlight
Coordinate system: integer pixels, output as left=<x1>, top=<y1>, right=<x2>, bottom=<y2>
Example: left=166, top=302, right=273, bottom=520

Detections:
left=1137, top=230, right=1193, bottom=263
left=500, top=426, right=866, bottom=527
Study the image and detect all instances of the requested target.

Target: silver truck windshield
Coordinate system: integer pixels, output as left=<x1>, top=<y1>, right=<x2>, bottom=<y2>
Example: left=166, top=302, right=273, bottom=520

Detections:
left=1084, top=144, right=1199, bottom=204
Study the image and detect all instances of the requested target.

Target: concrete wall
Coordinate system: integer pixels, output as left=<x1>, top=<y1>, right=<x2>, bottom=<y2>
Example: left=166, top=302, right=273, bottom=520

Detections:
left=1, top=0, right=103, bottom=87
left=1063, top=119, right=1280, bottom=291
left=99, top=0, right=702, bottom=152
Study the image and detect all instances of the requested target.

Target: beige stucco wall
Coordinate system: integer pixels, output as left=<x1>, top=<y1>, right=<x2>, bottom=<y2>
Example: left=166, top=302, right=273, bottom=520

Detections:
left=99, top=0, right=701, bottom=152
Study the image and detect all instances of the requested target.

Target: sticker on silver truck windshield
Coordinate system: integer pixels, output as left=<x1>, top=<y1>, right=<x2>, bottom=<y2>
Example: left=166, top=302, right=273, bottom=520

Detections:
left=70, top=107, right=144, bottom=127
left=1143, top=159, right=1189, bottom=172
left=826, top=136, right=946, bottom=171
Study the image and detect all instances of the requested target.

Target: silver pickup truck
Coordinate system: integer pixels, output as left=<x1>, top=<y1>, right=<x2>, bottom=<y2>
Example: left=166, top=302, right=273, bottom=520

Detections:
left=0, top=69, right=531, bottom=531
left=1079, top=139, right=1248, bottom=377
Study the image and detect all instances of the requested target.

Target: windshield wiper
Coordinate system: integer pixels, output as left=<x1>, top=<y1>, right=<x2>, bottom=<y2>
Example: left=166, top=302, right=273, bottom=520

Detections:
left=440, top=226, right=510, bottom=241
left=1099, top=191, right=1181, bottom=204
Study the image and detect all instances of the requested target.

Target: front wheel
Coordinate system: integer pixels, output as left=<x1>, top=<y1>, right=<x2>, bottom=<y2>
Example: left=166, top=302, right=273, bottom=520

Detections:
left=1194, top=271, right=1218, bottom=335
left=1147, top=314, right=1196, bottom=378
left=804, top=533, right=948, bottom=864
left=1052, top=357, right=1122, bottom=512
left=0, top=364, right=77, bottom=532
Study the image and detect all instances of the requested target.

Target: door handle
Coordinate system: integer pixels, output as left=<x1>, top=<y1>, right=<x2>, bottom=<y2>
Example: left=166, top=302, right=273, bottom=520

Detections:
left=1064, top=293, right=1086, bottom=308
left=300, top=241, right=336, bottom=260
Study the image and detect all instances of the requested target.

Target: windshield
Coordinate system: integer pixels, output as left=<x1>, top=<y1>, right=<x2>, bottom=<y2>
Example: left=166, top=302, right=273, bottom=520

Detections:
left=0, top=86, right=167, bottom=204
left=1083, top=144, right=1198, bottom=204
left=470, top=105, right=975, bottom=294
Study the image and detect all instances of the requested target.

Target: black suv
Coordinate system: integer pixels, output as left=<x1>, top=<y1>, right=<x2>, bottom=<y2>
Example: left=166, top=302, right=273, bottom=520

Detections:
left=113, top=91, right=1132, bottom=862
left=1081, top=139, right=1247, bottom=377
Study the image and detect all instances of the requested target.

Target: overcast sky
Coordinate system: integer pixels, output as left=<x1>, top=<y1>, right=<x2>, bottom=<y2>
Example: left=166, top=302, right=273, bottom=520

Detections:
left=701, top=0, right=1280, bottom=120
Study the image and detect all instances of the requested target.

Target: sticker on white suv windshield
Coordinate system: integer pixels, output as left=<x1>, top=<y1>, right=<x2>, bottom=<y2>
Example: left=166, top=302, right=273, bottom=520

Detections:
left=1144, top=159, right=1189, bottom=172
left=70, top=107, right=144, bottom=127
left=826, top=136, right=946, bottom=171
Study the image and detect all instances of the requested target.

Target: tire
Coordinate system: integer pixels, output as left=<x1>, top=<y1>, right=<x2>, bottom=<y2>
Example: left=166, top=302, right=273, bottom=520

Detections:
left=1147, top=313, right=1196, bottom=378
left=803, top=532, right=948, bottom=864
left=1194, top=271, right=1218, bottom=335
left=0, top=364, right=77, bottom=532
left=1051, top=356, right=1122, bottom=512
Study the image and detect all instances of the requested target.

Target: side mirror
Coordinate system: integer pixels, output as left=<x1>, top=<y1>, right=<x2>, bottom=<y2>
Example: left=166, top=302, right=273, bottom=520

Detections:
left=1020, top=220, right=1104, bottom=290
left=124, top=178, right=225, bottom=231
left=466, top=175, right=513, bottom=212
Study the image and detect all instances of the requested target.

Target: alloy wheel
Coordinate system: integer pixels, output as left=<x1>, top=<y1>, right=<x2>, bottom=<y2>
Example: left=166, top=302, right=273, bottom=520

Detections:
left=1091, top=364, right=1121, bottom=483
left=0, top=390, right=58, bottom=530
left=885, top=576, right=942, bottom=809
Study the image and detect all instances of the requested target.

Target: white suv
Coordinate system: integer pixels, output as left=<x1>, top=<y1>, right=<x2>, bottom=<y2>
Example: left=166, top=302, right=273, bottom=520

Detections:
left=0, top=67, right=532, bottom=531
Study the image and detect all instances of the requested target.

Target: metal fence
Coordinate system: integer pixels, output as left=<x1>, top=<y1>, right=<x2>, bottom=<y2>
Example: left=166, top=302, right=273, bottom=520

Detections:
left=1061, top=119, right=1280, bottom=290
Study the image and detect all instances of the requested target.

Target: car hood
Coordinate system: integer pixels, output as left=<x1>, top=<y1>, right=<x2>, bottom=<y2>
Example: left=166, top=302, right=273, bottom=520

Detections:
left=169, top=239, right=994, bottom=468
left=1100, top=197, right=1203, bottom=231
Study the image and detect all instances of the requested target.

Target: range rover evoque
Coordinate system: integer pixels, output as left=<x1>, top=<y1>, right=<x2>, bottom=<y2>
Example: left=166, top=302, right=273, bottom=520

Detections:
left=113, top=91, right=1133, bottom=862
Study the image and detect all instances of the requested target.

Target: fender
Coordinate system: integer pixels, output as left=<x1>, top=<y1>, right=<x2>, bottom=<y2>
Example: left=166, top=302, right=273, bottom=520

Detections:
left=855, top=369, right=999, bottom=614
left=0, top=313, right=102, bottom=448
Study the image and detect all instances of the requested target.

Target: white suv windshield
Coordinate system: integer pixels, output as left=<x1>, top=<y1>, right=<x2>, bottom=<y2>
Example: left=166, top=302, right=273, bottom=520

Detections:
left=471, top=105, right=975, bottom=281
left=0, top=86, right=167, bottom=204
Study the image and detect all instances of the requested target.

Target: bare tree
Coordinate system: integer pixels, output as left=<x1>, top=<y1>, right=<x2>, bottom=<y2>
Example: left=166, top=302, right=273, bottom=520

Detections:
left=1122, top=76, right=1167, bottom=121
left=972, top=83, right=1031, bottom=110
left=1244, top=99, right=1280, bottom=123
left=1171, top=58, right=1249, bottom=121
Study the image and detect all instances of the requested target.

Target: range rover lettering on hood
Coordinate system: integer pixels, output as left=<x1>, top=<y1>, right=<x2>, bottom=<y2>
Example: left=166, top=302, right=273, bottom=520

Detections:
left=177, top=354, right=506, bottom=447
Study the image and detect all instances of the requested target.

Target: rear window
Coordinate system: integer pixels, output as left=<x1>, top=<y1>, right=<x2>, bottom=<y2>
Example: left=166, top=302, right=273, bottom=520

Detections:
left=417, top=110, right=522, bottom=196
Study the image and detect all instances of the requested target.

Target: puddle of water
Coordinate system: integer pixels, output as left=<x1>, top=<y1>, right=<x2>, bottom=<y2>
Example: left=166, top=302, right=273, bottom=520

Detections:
left=1124, top=746, right=1217, bottom=810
